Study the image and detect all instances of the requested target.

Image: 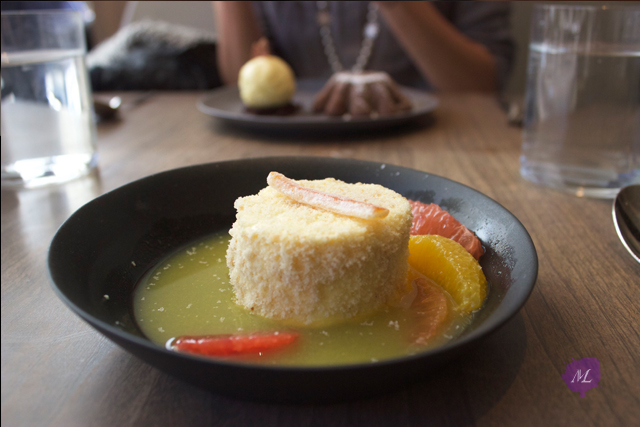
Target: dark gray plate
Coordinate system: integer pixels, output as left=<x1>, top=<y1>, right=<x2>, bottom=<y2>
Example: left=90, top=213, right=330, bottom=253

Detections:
left=47, top=157, right=537, bottom=403
left=197, top=79, right=439, bottom=131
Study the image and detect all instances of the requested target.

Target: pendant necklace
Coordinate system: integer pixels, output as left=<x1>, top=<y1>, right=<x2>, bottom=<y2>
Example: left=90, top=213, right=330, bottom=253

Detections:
left=316, top=1, right=380, bottom=73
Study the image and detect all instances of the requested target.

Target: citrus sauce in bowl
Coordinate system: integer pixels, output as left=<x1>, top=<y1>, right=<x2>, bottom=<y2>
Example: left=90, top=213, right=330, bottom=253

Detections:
left=133, top=231, right=473, bottom=366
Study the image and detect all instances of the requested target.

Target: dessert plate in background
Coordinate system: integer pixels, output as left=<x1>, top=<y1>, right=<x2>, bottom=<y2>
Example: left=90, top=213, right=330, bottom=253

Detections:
left=197, top=79, right=439, bottom=132
left=48, top=157, right=537, bottom=403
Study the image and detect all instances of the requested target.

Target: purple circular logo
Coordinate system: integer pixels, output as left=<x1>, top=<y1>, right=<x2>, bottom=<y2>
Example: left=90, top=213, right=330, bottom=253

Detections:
left=562, top=357, right=601, bottom=398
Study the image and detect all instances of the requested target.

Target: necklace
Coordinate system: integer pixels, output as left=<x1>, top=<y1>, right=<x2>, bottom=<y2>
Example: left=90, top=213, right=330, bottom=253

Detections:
left=316, top=1, right=380, bottom=73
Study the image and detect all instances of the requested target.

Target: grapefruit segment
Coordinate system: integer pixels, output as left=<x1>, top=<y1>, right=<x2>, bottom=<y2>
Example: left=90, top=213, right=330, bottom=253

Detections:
left=408, top=200, right=484, bottom=260
left=410, top=277, right=450, bottom=345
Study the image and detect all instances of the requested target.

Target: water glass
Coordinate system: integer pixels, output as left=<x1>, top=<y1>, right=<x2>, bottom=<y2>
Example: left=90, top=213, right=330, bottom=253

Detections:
left=1, top=10, right=97, bottom=189
left=520, top=4, right=640, bottom=198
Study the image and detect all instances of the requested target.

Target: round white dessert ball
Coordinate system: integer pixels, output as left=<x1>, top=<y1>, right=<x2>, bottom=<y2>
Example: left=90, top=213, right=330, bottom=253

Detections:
left=238, top=56, right=296, bottom=108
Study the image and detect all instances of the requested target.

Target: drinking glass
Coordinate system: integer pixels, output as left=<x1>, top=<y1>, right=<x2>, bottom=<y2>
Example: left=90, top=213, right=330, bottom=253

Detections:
left=520, top=4, right=640, bottom=198
left=1, top=10, right=97, bottom=189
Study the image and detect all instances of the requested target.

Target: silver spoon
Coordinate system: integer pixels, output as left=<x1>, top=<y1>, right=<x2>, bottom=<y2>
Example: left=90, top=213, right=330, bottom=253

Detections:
left=612, top=184, right=640, bottom=263
left=93, top=96, right=122, bottom=121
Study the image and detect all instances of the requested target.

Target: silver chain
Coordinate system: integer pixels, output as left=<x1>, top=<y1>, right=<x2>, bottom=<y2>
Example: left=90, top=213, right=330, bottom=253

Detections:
left=316, top=1, right=380, bottom=73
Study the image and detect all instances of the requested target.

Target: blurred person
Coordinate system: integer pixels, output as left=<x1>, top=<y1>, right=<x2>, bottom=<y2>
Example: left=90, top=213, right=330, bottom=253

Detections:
left=213, top=1, right=514, bottom=92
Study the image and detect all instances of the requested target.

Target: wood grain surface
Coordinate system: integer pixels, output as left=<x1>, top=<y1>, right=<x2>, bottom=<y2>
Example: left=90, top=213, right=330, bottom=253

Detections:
left=2, top=92, right=639, bottom=427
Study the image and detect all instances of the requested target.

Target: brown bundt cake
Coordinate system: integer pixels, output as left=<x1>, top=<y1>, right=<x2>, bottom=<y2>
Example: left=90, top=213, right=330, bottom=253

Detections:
left=313, top=71, right=412, bottom=118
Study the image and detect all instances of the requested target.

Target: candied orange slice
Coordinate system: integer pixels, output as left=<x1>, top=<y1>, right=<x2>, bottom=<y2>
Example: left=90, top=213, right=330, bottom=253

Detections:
left=408, top=235, right=487, bottom=314
left=172, top=332, right=298, bottom=357
left=267, top=172, right=389, bottom=219
left=410, top=278, right=450, bottom=345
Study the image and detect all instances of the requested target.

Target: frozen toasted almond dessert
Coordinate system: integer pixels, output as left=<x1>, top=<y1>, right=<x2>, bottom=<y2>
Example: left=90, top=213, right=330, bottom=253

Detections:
left=226, top=173, right=412, bottom=326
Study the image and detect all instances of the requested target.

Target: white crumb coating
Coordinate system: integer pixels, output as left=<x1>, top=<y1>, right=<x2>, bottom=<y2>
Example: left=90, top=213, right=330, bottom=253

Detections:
left=226, top=177, right=412, bottom=326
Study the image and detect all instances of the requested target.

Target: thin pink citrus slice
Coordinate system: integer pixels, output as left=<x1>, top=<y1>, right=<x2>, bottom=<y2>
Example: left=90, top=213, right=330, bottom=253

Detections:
left=267, top=172, right=389, bottom=219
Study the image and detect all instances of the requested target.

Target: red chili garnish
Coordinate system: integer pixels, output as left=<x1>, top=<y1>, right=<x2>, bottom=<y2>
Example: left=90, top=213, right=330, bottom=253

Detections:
left=171, top=332, right=299, bottom=357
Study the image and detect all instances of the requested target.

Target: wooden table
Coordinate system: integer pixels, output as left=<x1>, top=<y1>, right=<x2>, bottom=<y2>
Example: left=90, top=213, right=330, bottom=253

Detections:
left=2, top=92, right=638, bottom=427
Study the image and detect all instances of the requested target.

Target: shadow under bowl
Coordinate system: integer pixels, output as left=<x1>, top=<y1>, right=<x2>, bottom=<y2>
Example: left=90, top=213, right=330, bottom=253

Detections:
left=47, top=157, right=538, bottom=403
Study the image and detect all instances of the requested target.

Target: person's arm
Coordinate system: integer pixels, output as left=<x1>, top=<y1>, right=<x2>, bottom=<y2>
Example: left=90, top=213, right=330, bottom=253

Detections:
left=377, top=2, right=498, bottom=92
left=213, top=1, right=263, bottom=85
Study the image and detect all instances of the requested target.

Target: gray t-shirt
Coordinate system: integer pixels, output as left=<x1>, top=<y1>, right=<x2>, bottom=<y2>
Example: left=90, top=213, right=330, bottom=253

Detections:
left=253, top=1, right=514, bottom=90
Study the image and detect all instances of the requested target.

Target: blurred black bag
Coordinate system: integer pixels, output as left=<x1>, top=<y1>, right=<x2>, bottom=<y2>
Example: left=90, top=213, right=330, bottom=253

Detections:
left=88, top=20, right=221, bottom=91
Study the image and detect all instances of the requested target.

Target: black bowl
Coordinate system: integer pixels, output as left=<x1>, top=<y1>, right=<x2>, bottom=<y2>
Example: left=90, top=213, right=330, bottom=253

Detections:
left=48, top=157, right=537, bottom=403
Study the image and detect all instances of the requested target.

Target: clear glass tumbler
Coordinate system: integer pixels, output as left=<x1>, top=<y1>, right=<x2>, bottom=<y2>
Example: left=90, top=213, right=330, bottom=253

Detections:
left=1, top=10, right=97, bottom=189
left=520, top=4, right=640, bottom=198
